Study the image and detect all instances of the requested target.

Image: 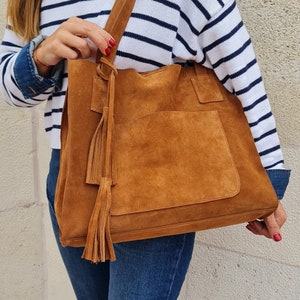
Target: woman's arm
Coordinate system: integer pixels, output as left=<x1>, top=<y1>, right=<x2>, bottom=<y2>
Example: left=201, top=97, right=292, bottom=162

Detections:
left=198, top=0, right=290, bottom=241
left=198, top=0, right=290, bottom=192
left=0, top=17, right=115, bottom=106
left=0, top=28, right=63, bottom=106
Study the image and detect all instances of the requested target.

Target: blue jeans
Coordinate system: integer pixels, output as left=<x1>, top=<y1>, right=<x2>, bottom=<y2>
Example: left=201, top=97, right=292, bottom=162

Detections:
left=46, top=149, right=195, bottom=300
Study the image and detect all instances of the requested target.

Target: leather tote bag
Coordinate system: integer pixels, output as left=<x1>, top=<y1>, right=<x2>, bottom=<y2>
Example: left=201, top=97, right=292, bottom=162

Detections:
left=54, top=0, right=278, bottom=262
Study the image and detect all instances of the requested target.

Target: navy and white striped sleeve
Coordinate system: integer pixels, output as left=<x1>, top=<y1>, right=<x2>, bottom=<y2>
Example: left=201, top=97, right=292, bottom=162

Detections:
left=199, top=0, right=285, bottom=170
left=0, top=28, right=63, bottom=107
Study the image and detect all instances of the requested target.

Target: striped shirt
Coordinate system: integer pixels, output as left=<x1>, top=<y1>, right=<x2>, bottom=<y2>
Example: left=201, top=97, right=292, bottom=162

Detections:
left=0, top=0, right=284, bottom=169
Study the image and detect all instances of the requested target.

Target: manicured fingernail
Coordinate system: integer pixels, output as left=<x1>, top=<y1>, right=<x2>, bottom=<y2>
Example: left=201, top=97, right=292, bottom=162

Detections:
left=273, top=233, right=282, bottom=242
left=105, top=47, right=111, bottom=56
left=109, top=38, right=116, bottom=47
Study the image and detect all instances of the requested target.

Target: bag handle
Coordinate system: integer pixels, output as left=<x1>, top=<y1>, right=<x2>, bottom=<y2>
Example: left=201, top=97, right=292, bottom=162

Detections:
left=96, top=0, right=136, bottom=64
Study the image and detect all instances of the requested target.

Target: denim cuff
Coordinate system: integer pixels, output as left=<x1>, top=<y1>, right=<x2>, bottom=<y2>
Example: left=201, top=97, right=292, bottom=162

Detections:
left=266, top=169, right=291, bottom=200
left=14, top=35, right=64, bottom=99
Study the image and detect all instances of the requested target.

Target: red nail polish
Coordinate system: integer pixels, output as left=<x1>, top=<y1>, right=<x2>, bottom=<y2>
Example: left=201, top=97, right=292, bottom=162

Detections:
left=109, top=38, right=116, bottom=47
left=273, top=233, right=282, bottom=242
left=105, top=47, right=111, bottom=56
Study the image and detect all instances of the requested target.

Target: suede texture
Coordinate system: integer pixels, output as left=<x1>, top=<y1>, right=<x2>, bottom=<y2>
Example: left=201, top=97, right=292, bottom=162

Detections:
left=54, top=59, right=278, bottom=262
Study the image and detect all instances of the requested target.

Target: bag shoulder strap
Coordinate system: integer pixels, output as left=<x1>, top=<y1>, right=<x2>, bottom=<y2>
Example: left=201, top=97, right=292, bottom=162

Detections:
left=96, top=0, right=136, bottom=64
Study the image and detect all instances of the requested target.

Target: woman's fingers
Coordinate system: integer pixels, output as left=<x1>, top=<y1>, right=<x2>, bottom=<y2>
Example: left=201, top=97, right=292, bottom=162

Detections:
left=246, top=202, right=287, bottom=242
left=264, top=213, right=282, bottom=241
left=60, top=17, right=114, bottom=56
left=34, top=17, right=115, bottom=66
left=246, top=219, right=270, bottom=238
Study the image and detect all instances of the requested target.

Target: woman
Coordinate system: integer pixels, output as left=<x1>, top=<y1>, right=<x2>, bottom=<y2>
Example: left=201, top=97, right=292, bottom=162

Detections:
left=0, top=0, right=290, bottom=299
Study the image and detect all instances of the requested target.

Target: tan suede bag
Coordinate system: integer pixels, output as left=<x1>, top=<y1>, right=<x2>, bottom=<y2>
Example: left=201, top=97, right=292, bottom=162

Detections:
left=54, top=0, right=278, bottom=263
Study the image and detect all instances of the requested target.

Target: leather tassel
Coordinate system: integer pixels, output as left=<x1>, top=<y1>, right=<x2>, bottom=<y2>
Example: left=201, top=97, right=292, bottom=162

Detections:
left=82, top=69, right=117, bottom=263
left=98, top=177, right=116, bottom=261
left=82, top=61, right=117, bottom=263
left=86, top=108, right=108, bottom=185
left=82, top=177, right=116, bottom=262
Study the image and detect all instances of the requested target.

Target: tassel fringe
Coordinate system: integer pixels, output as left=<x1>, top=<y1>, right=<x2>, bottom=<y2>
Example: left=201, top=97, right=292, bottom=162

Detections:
left=82, top=61, right=117, bottom=263
left=82, top=177, right=116, bottom=262
left=86, top=108, right=108, bottom=185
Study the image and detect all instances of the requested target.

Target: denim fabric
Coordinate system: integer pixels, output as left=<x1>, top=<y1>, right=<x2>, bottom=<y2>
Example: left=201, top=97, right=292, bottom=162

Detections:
left=46, top=149, right=110, bottom=300
left=46, top=149, right=195, bottom=300
left=14, top=35, right=63, bottom=99
left=109, top=234, right=195, bottom=300
left=266, top=169, right=291, bottom=200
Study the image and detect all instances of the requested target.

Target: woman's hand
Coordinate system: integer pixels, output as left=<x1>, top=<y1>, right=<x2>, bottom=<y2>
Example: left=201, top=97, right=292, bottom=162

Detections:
left=33, top=17, right=115, bottom=75
left=246, top=202, right=287, bottom=242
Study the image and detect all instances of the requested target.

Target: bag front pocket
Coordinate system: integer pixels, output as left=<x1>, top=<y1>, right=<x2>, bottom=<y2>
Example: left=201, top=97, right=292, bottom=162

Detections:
left=111, top=110, right=240, bottom=215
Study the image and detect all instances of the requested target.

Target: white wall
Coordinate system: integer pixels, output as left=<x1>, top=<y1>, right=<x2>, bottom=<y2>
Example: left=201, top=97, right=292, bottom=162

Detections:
left=0, top=1, right=299, bottom=299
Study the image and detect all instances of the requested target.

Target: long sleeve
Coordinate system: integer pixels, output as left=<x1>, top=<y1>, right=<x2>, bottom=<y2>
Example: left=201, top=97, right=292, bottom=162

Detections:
left=195, top=0, right=290, bottom=195
left=197, top=1, right=284, bottom=170
left=0, top=29, right=63, bottom=107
